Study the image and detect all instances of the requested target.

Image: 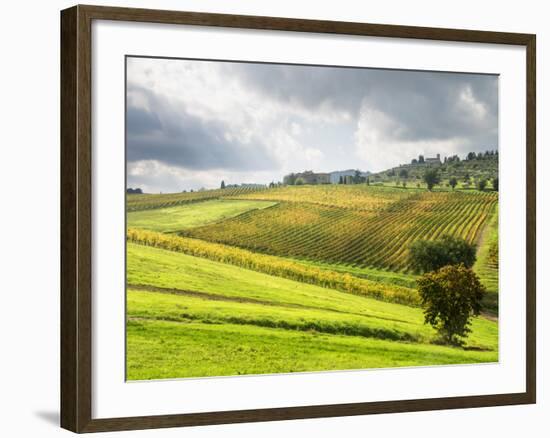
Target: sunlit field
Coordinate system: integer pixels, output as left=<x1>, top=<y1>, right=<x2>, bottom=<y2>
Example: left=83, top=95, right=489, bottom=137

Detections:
left=126, top=184, right=498, bottom=380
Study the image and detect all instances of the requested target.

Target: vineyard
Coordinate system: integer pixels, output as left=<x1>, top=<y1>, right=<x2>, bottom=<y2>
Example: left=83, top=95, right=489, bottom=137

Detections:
left=232, top=184, right=418, bottom=211
left=126, top=183, right=499, bottom=379
left=184, top=189, right=498, bottom=272
left=127, top=186, right=266, bottom=211
left=127, top=228, right=420, bottom=305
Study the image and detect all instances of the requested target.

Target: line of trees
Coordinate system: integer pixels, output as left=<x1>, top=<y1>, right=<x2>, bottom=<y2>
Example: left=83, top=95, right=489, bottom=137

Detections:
left=338, top=170, right=367, bottom=185
left=466, top=150, right=498, bottom=161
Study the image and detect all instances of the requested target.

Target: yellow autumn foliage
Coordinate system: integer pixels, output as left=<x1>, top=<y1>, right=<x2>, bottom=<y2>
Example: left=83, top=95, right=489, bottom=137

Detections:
left=127, top=228, right=420, bottom=306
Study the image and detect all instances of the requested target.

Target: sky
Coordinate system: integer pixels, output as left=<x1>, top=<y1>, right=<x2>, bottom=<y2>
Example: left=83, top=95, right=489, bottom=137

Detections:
left=126, top=57, right=498, bottom=193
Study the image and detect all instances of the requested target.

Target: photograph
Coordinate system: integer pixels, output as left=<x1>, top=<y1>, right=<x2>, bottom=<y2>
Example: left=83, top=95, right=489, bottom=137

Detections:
left=125, top=56, right=499, bottom=381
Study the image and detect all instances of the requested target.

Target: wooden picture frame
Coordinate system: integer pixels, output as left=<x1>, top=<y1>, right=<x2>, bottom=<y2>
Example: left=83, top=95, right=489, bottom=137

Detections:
left=61, top=4, right=536, bottom=433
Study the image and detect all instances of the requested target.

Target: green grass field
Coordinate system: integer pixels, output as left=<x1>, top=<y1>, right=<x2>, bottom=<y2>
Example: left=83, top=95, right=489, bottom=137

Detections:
left=128, top=320, right=495, bottom=380
left=126, top=184, right=499, bottom=380
left=127, top=244, right=497, bottom=380
left=127, top=199, right=276, bottom=232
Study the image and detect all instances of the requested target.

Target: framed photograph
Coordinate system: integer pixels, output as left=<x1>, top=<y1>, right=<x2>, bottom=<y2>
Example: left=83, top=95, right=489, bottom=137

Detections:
left=60, top=5, right=536, bottom=433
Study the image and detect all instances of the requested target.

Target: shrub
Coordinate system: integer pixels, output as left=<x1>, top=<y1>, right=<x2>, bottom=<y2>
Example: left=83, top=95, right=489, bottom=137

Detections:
left=417, top=264, right=485, bottom=345
left=409, top=235, right=477, bottom=273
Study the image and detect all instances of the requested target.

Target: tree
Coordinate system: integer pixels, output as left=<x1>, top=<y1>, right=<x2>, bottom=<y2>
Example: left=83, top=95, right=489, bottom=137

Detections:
left=399, top=168, right=409, bottom=179
left=449, top=177, right=458, bottom=190
left=423, top=168, right=440, bottom=191
left=295, top=177, right=305, bottom=185
left=417, top=264, right=485, bottom=345
left=411, top=158, right=418, bottom=164
left=418, top=155, right=425, bottom=164
left=283, top=173, right=297, bottom=185
left=402, top=181, right=407, bottom=188
left=467, top=152, right=477, bottom=161
left=220, top=180, right=226, bottom=189
left=366, top=177, right=370, bottom=186
left=409, top=235, right=477, bottom=273
left=477, top=178, right=487, bottom=191
left=492, top=177, right=499, bottom=192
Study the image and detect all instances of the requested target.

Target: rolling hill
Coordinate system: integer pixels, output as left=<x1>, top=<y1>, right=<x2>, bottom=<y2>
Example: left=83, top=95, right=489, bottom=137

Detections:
left=126, top=174, right=499, bottom=379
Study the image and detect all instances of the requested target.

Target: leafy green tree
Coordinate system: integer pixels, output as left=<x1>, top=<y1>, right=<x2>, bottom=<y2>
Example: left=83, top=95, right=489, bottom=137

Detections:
left=284, top=173, right=297, bottom=185
left=492, top=177, right=499, bottom=192
left=449, top=177, right=458, bottom=190
left=423, top=168, right=440, bottom=191
left=295, top=177, right=305, bottom=185
left=220, top=180, right=225, bottom=189
left=417, top=264, right=485, bottom=345
left=409, top=235, right=477, bottom=273
left=477, top=178, right=487, bottom=191
left=399, top=168, right=409, bottom=179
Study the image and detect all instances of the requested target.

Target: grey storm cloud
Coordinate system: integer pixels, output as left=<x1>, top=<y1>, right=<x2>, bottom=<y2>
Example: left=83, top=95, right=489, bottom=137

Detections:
left=230, top=62, right=498, bottom=147
left=126, top=57, right=498, bottom=192
left=126, top=84, right=275, bottom=171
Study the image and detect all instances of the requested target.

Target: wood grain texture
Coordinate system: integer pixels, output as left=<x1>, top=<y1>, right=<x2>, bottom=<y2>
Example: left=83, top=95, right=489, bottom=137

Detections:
left=60, top=4, right=536, bottom=433
left=60, top=5, right=78, bottom=432
left=525, top=34, right=536, bottom=404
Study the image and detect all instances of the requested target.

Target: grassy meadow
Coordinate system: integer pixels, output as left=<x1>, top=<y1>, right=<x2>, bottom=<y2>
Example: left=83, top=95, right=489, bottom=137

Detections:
left=126, top=184, right=499, bottom=380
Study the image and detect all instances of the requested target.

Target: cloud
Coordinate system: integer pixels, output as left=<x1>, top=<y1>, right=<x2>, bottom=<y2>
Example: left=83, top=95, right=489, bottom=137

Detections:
left=126, top=84, right=276, bottom=171
left=127, top=160, right=280, bottom=194
left=126, top=57, right=498, bottom=191
left=233, top=64, right=497, bottom=140
left=354, top=103, right=468, bottom=171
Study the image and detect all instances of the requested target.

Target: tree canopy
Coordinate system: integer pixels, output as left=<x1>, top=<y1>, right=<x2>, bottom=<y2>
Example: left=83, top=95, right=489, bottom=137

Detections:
left=417, top=264, right=485, bottom=345
left=449, top=177, right=458, bottom=190
left=409, top=235, right=477, bottom=273
left=477, top=179, right=487, bottom=191
left=422, top=168, right=440, bottom=191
